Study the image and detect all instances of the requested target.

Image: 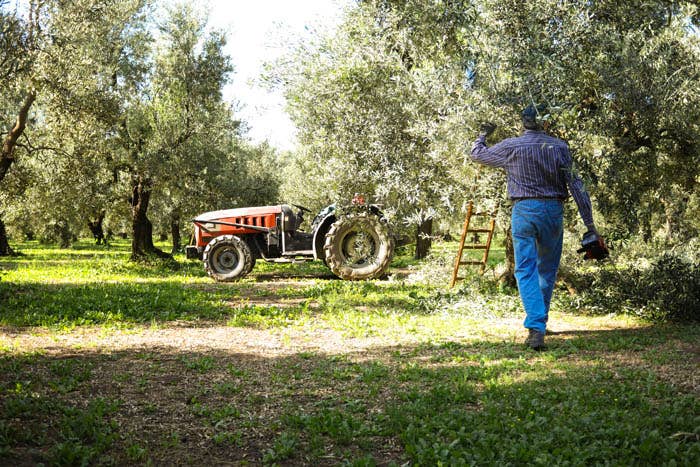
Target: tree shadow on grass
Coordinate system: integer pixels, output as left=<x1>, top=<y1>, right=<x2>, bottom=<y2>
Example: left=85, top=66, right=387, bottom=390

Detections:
left=0, top=326, right=698, bottom=465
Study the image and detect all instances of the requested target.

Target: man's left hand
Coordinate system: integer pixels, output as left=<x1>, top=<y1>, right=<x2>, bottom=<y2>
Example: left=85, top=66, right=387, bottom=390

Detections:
left=577, top=232, right=609, bottom=260
left=479, top=122, right=497, bottom=137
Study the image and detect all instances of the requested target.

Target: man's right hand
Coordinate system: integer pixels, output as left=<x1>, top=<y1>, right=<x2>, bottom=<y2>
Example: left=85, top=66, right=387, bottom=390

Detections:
left=479, top=122, right=497, bottom=137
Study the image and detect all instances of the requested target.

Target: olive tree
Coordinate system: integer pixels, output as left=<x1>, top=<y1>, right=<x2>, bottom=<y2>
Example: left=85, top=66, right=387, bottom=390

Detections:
left=472, top=0, right=700, bottom=244
left=277, top=0, right=699, bottom=270
left=275, top=1, right=479, bottom=258
left=2, top=1, right=280, bottom=257
left=0, top=0, right=39, bottom=253
left=102, top=4, right=238, bottom=259
left=0, top=0, right=150, bottom=253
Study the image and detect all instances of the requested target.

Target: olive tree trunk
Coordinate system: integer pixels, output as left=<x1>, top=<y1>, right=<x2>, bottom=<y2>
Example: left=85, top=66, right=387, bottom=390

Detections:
left=170, top=213, right=181, bottom=254
left=87, top=211, right=107, bottom=245
left=415, top=217, right=433, bottom=260
left=130, top=176, right=171, bottom=260
left=0, top=91, right=36, bottom=256
left=0, top=218, right=14, bottom=256
left=56, top=219, right=72, bottom=249
left=500, top=225, right=517, bottom=287
left=1, top=91, right=35, bottom=182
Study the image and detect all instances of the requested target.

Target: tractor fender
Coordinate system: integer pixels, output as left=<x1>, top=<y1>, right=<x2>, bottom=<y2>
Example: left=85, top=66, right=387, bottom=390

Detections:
left=312, top=213, right=336, bottom=260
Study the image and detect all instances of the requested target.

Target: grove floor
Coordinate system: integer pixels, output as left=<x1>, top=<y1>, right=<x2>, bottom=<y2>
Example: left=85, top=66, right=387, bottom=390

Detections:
left=1, top=241, right=698, bottom=465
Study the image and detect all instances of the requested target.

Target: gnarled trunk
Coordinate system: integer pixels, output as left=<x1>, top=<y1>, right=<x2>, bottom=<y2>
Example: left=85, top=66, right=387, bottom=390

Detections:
left=1, top=91, right=36, bottom=183
left=87, top=211, right=107, bottom=245
left=501, top=225, right=517, bottom=287
left=56, top=219, right=71, bottom=249
left=130, top=176, right=171, bottom=260
left=415, top=217, right=433, bottom=260
left=0, top=92, right=36, bottom=256
left=170, top=213, right=181, bottom=254
left=0, top=217, right=14, bottom=256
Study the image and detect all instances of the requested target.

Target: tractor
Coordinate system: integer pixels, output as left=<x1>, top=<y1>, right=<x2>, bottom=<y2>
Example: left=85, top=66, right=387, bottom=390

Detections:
left=185, top=195, right=394, bottom=281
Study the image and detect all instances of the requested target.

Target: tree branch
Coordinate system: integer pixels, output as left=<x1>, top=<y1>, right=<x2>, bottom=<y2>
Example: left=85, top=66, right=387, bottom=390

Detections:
left=15, top=139, right=71, bottom=158
left=1, top=90, right=36, bottom=182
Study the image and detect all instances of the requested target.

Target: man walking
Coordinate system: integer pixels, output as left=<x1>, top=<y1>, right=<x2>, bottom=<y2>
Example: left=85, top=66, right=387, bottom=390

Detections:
left=470, top=105, right=603, bottom=350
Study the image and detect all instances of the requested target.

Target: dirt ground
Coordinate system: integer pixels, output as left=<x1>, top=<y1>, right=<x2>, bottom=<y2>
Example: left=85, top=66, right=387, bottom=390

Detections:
left=1, top=276, right=698, bottom=465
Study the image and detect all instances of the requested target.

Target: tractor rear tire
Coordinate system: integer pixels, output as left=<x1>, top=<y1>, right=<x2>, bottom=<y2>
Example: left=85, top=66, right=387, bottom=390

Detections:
left=203, top=235, right=253, bottom=282
left=324, top=211, right=394, bottom=280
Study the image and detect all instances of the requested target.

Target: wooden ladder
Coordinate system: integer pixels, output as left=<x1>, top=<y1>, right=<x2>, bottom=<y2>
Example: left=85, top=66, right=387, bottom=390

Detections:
left=450, top=201, right=496, bottom=287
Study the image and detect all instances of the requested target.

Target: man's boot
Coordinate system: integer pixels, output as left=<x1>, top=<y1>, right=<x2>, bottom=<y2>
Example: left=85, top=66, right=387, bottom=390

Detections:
left=525, top=329, right=545, bottom=350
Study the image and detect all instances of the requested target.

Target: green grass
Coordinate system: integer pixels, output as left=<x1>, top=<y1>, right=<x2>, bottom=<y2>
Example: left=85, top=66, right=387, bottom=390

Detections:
left=0, top=239, right=483, bottom=334
left=0, top=239, right=698, bottom=465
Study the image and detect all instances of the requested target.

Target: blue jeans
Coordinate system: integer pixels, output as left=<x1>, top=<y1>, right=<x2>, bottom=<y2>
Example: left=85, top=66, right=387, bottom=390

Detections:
left=511, top=199, right=564, bottom=333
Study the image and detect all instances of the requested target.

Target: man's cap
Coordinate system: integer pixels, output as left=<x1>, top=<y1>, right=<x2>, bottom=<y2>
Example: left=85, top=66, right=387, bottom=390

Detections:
left=522, top=103, right=547, bottom=122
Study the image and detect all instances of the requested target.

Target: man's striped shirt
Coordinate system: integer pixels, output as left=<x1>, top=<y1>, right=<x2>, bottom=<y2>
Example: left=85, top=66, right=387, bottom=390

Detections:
left=471, top=130, right=594, bottom=226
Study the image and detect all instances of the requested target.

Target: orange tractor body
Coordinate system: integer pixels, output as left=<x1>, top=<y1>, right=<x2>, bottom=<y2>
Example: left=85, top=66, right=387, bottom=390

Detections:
left=186, top=200, right=394, bottom=282
left=192, top=205, right=282, bottom=247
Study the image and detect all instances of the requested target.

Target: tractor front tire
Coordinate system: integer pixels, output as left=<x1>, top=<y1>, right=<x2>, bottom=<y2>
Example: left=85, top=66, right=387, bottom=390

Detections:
left=203, top=235, right=253, bottom=282
left=324, top=211, right=394, bottom=280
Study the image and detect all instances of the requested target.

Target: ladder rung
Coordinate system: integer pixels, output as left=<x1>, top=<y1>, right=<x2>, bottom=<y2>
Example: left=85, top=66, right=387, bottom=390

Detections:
left=451, top=201, right=496, bottom=288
